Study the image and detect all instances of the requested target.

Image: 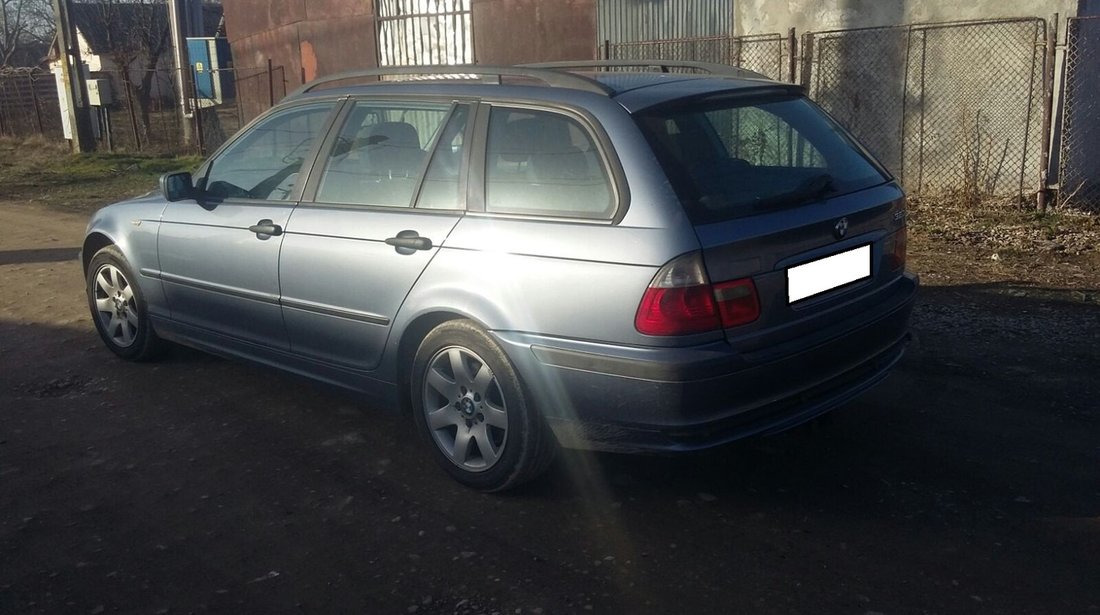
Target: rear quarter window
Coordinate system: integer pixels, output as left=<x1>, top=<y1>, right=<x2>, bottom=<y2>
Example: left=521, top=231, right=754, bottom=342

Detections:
left=484, top=107, right=615, bottom=219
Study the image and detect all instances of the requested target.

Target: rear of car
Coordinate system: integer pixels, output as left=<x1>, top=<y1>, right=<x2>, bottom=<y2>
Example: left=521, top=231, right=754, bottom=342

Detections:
left=516, top=78, right=917, bottom=452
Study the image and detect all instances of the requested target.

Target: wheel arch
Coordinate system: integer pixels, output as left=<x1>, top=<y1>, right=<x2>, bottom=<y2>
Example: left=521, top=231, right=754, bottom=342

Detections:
left=81, top=232, right=116, bottom=276
left=393, top=310, right=482, bottom=414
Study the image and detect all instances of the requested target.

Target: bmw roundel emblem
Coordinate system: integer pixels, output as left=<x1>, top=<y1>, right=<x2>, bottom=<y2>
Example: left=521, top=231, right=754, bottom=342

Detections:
left=834, top=217, right=849, bottom=240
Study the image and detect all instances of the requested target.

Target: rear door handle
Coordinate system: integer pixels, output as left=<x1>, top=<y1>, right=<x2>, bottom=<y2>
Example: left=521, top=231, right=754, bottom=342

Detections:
left=385, top=230, right=433, bottom=254
left=248, top=219, right=283, bottom=238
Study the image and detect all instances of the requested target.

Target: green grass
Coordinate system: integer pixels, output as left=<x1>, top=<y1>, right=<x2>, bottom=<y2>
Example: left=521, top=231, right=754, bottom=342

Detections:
left=0, top=137, right=203, bottom=211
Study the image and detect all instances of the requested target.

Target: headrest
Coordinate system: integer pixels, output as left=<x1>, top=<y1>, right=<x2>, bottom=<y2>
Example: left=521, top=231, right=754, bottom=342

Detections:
left=367, top=121, right=420, bottom=148
left=496, top=116, right=575, bottom=163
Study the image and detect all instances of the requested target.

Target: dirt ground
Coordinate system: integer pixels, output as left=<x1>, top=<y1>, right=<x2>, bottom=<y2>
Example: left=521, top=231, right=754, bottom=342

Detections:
left=1, top=200, right=1099, bottom=614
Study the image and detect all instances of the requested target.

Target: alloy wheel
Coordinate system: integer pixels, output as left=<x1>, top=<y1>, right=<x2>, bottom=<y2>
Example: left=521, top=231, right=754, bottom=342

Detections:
left=421, top=346, right=509, bottom=472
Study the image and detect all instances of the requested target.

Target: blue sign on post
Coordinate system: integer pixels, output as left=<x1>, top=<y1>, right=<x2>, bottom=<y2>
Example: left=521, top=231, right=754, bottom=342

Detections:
left=187, top=37, right=234, bottom=105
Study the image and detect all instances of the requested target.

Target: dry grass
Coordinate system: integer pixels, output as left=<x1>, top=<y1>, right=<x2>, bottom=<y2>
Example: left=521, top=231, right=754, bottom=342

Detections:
left=0, top=136, right=202, bottom=212
left=909, top=196, right=1100, bottom=255
left=907, top=195, right=1100, bottom=292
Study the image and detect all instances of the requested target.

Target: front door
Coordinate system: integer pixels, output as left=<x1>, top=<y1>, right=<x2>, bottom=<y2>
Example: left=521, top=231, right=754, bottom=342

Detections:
left=157, top=101, right=338, bottom=349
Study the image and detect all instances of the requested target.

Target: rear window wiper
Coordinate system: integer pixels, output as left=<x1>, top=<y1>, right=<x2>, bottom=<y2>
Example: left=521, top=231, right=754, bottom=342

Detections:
left=752, top=173, right=836, bottom=210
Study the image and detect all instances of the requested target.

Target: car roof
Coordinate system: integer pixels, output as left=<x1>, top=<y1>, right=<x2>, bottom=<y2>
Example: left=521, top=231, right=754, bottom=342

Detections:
left=284, top=63, right=804, bottom=113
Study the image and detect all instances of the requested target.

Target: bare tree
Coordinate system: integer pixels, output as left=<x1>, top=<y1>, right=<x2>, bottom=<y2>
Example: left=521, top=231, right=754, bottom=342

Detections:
left=0, top=0, right=54, bottom=67
left=83, top=0, right=170, bottom=144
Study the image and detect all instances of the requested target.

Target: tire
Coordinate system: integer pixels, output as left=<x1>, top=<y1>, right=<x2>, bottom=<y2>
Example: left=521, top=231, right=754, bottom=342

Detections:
left=411, top=320, right=556, bottom=492
left=86, top=245, right=166, bottom=361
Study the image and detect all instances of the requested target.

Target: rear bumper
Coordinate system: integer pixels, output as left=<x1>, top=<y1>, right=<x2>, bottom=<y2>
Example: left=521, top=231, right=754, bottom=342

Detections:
left=495, top=272, right=918, bottom=453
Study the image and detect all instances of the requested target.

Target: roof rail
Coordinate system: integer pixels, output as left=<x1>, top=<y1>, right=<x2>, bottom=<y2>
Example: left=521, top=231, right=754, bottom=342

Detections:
left=521, top=60, right=769, bottom=80
left=287, top=65, right=613, bottom=98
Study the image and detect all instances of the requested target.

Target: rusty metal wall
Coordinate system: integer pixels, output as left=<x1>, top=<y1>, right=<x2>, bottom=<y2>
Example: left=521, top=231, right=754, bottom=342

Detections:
left=222, top=0, right=379, bottom=121
left=471, top=0, right=598, bottom=64
left=597, top=0, right=732, bottom=43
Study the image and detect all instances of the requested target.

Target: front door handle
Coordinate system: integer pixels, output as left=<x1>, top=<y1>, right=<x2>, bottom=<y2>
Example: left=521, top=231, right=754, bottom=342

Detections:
left=385, top=230, right=433, bottom=254
left=248, top=219, right=283, bottom=238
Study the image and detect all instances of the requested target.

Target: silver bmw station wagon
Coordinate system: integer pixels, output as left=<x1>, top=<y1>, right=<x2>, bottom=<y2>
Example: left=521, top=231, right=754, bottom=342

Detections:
left=82, top=61, right=917, bottom=491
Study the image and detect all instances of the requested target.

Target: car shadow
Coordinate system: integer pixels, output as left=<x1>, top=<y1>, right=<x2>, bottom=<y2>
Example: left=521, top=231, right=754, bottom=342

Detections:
left=516, top=281, right=1100, bottom=524
left=0, top=247, right=81, bottom=266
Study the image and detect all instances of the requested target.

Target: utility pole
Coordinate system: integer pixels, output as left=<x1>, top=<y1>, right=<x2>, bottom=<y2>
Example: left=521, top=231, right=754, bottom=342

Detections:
left=52, top=0, right=95, bottom=152
left=168, top=0, right=193, bottom=145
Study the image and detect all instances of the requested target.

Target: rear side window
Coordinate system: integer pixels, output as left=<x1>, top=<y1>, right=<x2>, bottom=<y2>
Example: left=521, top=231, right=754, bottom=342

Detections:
left=636, top=95, right=887, bottom=224
left=315, top=101, right=451, bottom=207
left=484, top=107, right=614, bottom=219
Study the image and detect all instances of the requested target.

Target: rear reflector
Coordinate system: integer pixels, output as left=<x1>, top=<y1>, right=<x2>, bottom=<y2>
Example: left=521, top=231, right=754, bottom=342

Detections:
left=635, top=252, right=760, bottom=336
left=887, top=225, right=907, bottom=270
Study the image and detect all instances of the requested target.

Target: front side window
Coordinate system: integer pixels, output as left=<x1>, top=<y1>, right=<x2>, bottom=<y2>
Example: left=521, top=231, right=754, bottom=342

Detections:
left=484, top=107, right=615, bottom=219
left=315, top=101, right=452, bottom=207
left=636, top=94, right=888, bottom=224
left=203, top=102, right=335, bottom=201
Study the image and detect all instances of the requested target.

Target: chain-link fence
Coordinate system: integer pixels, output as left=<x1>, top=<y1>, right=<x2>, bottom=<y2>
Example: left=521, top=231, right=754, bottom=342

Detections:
left=0, top=68, right=64, bottom=140
left=606, top=34, right=790, bottom=82
left=95, top=65, right=288, bottom=155
left=1058, top=16, right=1100, bottom=211
left=1, top=64, right=286, bottom=155
left=803, top=18, right=1047, bottom=203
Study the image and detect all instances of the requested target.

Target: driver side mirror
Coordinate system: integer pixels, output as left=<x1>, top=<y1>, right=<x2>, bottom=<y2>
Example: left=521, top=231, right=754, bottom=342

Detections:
left=160, top=171, right=194, bottom=202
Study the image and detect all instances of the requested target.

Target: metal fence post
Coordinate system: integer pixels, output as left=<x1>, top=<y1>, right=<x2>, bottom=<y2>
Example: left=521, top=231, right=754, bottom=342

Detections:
left=191, top=69, right=206, bottom=156
left=1038, top=14, right=1058, bottom=212
left=799, top=33, right=814, bottom=90
left=30, top=75, right=45, bottom=136
left=788, top=28, right=798, bottom=84
left=267, top=58, right=275, bottom=109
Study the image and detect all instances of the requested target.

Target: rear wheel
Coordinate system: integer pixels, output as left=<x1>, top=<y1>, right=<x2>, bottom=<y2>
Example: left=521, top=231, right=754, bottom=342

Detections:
left=86, top=245, right=165, bottom=361
left=411, top=320, right=556, bottom=491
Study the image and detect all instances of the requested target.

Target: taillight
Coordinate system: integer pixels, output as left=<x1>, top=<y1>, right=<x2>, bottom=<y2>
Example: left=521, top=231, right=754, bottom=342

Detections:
left=713, top=278, right=761, bottom=327
left=886, top=225, right=907, bottom=270
left=635, top=252, right=760, bottom=336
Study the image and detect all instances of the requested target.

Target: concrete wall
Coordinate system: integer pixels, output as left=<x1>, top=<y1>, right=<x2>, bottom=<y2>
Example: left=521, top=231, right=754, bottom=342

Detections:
left=735, top=0, right=1077, bottom=35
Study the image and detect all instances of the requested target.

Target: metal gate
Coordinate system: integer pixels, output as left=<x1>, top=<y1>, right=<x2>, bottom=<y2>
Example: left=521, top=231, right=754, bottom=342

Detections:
left=376, top=0, right=474, bottom=67
left=802, top=18, right=1047, bottom=200
left=597, top=0, right=732, bottom=44
left=1057, top=16, right=1100, bottom=210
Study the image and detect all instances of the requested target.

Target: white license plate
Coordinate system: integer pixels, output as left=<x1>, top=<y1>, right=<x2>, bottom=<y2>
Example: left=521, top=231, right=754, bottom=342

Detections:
left=787, top=244, right=871, bottom=303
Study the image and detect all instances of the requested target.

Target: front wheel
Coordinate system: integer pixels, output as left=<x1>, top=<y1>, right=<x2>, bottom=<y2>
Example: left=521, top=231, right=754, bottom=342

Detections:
left=86, top=245, right=166, bottom=361
left=411, top=320, right=556, bottom=491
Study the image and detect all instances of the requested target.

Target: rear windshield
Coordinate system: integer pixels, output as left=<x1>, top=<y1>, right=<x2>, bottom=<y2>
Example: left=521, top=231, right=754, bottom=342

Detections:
left=635, top=94, right=888, bottom=224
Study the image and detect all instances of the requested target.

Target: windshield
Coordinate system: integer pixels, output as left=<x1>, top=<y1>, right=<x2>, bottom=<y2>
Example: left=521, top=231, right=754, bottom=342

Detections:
left=635, top=94, right=888, bottom=224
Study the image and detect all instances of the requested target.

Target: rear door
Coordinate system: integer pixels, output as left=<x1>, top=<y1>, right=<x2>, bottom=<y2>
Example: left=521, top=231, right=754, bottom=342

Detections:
left=278, top=99, right=474, bottom=370
left=636, top=93, right=907, bottom=347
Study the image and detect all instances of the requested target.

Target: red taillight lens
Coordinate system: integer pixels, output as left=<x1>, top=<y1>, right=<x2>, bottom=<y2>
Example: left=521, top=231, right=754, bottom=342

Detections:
left=887, top=225, right=907, bottom=270
left=635, top=253, right=760, bottom=336
left=713, top=278, right=761, bottom=327
left=635, top=285, right=722, bottom=336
